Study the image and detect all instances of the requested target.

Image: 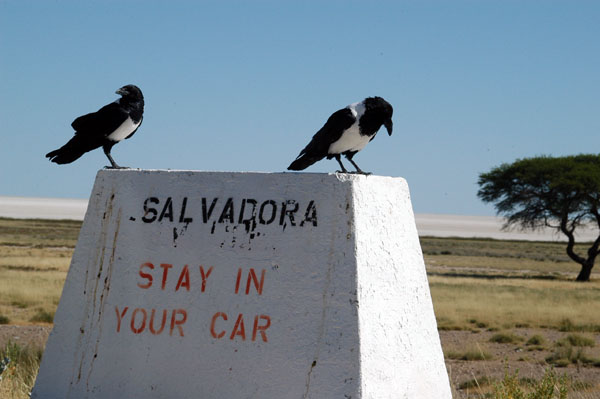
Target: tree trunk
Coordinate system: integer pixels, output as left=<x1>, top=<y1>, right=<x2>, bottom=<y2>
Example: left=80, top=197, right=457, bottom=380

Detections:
left=559, top=219, right=598, bottom=282
left=576, top=260, right=594, bottom=282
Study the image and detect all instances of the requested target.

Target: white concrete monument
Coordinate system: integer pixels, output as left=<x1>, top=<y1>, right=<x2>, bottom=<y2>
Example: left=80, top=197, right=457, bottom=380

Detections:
left=32, top=170, right=451, bottom=399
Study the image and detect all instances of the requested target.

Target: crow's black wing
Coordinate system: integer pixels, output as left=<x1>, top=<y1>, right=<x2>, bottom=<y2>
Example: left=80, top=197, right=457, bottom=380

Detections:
left=287, top=108, right=355, bottom=170
left=71, top=102, right=129, bottom=137
left=299, top=108, right=356, bottom=157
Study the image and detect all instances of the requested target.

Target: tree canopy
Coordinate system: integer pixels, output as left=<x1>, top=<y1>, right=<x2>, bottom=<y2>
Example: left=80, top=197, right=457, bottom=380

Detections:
left=477, top=154, right=600, bottom=281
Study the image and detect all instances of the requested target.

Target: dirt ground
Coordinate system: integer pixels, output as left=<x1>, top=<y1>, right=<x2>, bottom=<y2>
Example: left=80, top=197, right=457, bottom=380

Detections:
left=2, top=325, right=599, bottom=397
left=442, top=328, right=600, bottom=397
left=0, top=325, right=51, bottom=349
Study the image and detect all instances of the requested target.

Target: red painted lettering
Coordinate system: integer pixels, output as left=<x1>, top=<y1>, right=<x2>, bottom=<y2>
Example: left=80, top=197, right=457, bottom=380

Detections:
left=252, top=315, right=271, bottom=342
left=170, top=309, right=187, bottom=337
left=210, top=312, right=228, bottom=339
left=149, top=308, right=167, bottom=335
left=160, top=263, right=173, bottom=290
left=234, top=268, right=242, bottom=294
left=230, top=313, right=246, bottom=341
left=131, top=308, right=147, bottom=334
left=138, top=262, right=154, bottom=289
left=115, top=306, right=129, bottom=332
left=199, top=265, right=213, bottom=292
left=245, top=268, right=265, bottom=295
left=175, top=265, right=190, bottom=291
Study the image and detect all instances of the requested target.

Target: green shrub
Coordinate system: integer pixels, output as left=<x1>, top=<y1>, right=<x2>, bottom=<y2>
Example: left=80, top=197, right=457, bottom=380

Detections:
left=546, top=346, right=575, bottom=367
left=10, top=301, right=28, bottom=309
left=546, top=345, right=600, bottom=367
left=526, top=335, right=546, bottom=346
left=437, top=317, right=466, bottom=331
left=446, top=347, right=493, bottom=361
left=475, top=321, right=489, bottom=329
left=493, top=368, right=568, bottom=399
left=0, top=315, right=9, bottom=325
left=526, top=345, right=546, bottom=352
left=557, top=334, right=595, bottom=348
left=459, top=375, right=493, bottom=389
left=557, top=318, right=600, bottom=333
left=490, top=332, right=523, bottom=344
left=558, top=318, right=576, bottom=332
left=29, top=309, right=54, bottom=323
left=550, top=358, right=571, bottom=368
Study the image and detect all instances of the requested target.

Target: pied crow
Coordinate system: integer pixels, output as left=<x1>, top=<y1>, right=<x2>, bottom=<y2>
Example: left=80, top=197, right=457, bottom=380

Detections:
left=46, top=84, right=144, bottom=169
left=287, top=96, right=393, bottom=174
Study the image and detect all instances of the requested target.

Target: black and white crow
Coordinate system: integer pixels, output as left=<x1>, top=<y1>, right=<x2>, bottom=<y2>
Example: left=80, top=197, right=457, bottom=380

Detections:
left=46, top=84, right=144, bottom=169
left=287, top=96, right=393, bottom=174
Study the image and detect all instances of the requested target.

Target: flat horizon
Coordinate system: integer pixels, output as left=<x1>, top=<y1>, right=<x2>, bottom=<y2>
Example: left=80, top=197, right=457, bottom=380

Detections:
left=1, top=195, right=596, bottom=242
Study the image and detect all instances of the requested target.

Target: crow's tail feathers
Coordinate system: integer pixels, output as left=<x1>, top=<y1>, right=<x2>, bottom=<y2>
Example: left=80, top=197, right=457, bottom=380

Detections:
left=46, top=135, right=95, bottom=164
left=287, top=152, right=324, bottom=171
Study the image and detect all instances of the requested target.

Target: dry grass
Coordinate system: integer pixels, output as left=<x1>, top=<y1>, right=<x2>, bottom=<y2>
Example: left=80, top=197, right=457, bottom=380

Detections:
left=422, top=236, right=590, bottom=276
left=422, top=236, right=600, bottom=398
left=446, top=345, right=494, bottom=361
left=0, top=342, right=43, bottom=399
left=421, top=236, right=592, bottom=263
left=429, top=275, right=600, bottom=331
left=421, top=236, right=600, bottom=332
left=0, top=218, right=79, bottom=325
left=0, top=218, right=80, bottom=248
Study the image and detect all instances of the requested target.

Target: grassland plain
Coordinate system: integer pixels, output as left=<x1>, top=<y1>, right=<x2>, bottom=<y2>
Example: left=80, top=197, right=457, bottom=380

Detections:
left=0, top=218, right=78, bottom=325
left=422, top=237, right=600, bottom=398
left=1, top=218, right=600, bottom=398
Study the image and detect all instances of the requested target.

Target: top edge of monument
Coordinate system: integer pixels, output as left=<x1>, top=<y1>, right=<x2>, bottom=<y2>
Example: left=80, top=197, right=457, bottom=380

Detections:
left=96, top=169, right=406, bottom=182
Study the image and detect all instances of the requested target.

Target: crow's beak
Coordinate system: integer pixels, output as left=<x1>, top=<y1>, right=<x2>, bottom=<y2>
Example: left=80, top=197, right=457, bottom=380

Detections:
left=384, top=119, right=393, bottom=136
left=116, top=87, right=127, bottom=96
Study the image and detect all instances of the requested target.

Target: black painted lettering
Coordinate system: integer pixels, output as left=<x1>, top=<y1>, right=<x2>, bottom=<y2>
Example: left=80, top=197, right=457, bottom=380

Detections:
left=142, top=197, right=159, bottom=223
left=158, top=197, right=174, bottom=222
left=178, top=197, right=193, bottom=223
left=218, top=198, right=235, bottom=223
left=202, top=198, right=219, bottom=223
left=279, top=200, right=298, bottom=226
left=300, top=200, right=318, bottom=227
left=143, top=196, right=316, bottom=229
left=259, top=200, right=277, bottom=224
left=238, top=199, right=257, bottom=232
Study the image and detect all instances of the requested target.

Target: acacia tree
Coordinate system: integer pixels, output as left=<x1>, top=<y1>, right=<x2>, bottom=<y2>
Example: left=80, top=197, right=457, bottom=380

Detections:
left=477, top=154, right=600, bottom=282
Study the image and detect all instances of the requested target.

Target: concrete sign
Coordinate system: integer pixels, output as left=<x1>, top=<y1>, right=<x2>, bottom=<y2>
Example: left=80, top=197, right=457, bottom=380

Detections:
left=32, top=170, right=451, bottom=399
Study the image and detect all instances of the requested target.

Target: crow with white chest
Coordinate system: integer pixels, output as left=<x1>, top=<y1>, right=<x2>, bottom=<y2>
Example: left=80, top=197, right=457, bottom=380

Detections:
left=287, top=96, right=393, bottom=174
left=46, top=84, right=144, bottom=169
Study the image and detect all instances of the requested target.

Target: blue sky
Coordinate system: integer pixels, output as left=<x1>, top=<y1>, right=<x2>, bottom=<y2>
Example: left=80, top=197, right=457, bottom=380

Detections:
left=1, top=1, right=598, bottom=215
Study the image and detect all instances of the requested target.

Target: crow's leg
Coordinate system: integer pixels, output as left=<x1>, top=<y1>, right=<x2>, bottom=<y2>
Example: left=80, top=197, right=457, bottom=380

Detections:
left=334, top=154, right=349, bottom=173
left=103, top=144, right=127, bottom=169
left=346, top=155, right=371, bottom=175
